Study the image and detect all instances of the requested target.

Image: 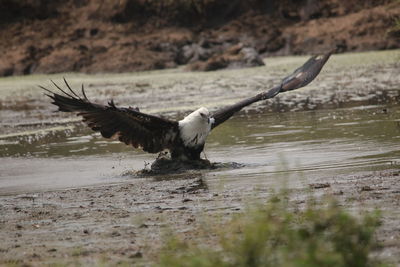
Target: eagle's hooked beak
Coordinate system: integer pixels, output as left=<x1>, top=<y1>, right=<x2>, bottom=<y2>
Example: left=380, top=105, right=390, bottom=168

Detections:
left=208, top=117, right=215, bottom=124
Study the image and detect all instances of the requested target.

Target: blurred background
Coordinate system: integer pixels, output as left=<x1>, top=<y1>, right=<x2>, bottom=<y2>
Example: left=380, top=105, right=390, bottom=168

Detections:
left=0, top=0, right=399, bottom=76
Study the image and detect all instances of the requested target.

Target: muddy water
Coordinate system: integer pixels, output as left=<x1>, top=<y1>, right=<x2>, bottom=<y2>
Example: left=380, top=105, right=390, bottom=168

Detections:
left=208, top=104, right=400, bottom=191
left=1, top=102, right=399, bottom=195
left=0, top=50, right=399, bottom=195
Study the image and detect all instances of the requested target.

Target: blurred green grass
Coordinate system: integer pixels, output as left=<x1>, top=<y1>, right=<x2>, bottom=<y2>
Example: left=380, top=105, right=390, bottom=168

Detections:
left=158, top=191, right=385, bottom=267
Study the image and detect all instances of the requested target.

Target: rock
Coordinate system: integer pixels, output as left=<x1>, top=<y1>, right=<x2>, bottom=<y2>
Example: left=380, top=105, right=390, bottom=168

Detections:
left=234, top=46, right=265, bottom=67
left=187, top=43, right=265, bottom=71
left=176, top=43, right=212, bottom=65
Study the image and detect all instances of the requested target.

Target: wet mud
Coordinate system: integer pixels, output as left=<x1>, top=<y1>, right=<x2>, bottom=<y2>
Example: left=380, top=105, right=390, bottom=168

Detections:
left=135, top=157, right=245, bottom=176
left=0, top=50, right=400, bottom=265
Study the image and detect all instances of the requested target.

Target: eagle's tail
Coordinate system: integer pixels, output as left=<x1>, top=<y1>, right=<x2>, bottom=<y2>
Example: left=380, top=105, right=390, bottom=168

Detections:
left=40, top=78, right=94, bottom=113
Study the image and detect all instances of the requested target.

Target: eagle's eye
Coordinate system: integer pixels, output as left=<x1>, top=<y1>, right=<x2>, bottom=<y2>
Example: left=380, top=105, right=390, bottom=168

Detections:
left=200, top=113, right=206, bottom=118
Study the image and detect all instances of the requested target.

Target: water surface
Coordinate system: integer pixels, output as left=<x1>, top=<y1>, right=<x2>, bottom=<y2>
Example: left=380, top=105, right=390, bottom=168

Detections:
left=1, top=50, right=399, bottom=195
left=1, top=103, right=399, bottom=195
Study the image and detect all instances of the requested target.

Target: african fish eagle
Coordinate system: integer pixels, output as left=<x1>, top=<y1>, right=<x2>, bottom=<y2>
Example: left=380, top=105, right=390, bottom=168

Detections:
left=42, top=52, right=331, bottom=161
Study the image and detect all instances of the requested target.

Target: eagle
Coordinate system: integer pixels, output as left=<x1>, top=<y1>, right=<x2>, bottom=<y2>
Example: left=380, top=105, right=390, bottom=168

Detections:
left=42, top=52, right=331, bottom=163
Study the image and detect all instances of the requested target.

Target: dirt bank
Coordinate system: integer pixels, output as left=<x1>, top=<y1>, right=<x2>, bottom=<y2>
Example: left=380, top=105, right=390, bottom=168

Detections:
left=0, top=0, right=399, bottom=76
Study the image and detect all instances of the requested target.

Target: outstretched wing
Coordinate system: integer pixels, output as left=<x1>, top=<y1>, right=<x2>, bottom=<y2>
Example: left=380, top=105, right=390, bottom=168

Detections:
left=42, top=79, right=179, bottom=153
left=211, top=51, right=332, bottom=129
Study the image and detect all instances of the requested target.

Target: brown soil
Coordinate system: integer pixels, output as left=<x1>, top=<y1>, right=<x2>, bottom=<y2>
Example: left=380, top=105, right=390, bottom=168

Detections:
left=1, top=170, right=399, bottom=266
left=0, top=0, right=399, bottom=76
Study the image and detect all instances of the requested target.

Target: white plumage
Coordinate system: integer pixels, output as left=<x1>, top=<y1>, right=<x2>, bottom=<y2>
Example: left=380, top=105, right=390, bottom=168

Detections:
left=178, top=107, right=214, bottom=147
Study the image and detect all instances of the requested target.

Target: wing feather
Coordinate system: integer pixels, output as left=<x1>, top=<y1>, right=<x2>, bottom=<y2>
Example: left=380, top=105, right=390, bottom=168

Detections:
left=43, top=80, right=179, bottom=154
left=211, top=51, right=332, bottom=129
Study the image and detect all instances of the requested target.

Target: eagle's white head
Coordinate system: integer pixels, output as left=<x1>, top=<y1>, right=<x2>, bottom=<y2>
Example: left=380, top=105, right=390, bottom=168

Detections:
left=178, top=107, right=215, bottom=147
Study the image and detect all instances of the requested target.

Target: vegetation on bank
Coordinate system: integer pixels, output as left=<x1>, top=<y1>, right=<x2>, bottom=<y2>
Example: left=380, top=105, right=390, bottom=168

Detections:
left=159, top=191, right=384, bottom=267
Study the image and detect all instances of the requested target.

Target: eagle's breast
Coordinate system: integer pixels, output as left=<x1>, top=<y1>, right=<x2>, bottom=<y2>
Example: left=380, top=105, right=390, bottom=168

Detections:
left=178, top=107, right=213, bottom=148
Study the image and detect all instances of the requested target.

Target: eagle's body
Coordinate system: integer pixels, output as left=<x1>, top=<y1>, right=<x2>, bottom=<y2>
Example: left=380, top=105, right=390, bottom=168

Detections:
left=42, top=51, right=332, bottom=164
left=179, top=107, right=213, bottom=147
left=137, top=106, right=216, bottom=161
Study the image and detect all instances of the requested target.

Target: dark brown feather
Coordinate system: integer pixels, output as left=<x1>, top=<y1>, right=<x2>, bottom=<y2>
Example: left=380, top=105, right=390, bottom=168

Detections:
left=211, top=51, right=332, bottom=129
left=42, top=80, right=179, bottom=154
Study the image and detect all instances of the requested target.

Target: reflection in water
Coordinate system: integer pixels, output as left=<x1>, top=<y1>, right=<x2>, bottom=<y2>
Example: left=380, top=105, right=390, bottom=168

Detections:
left=0, top=104, right=399, bottom=194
